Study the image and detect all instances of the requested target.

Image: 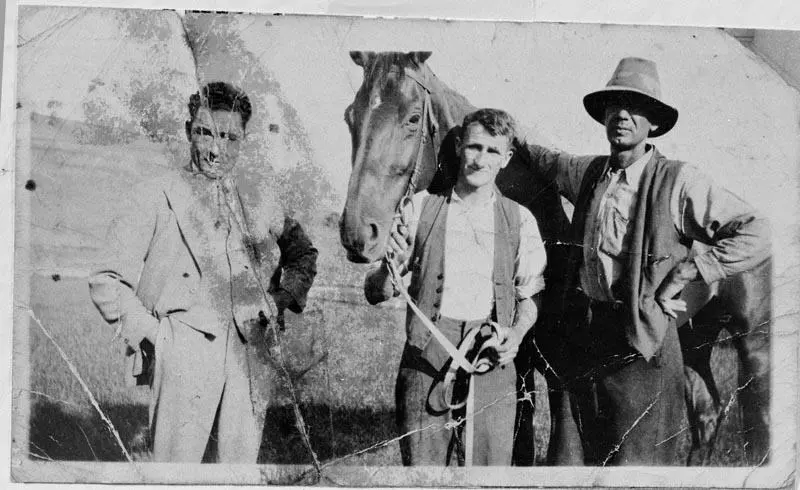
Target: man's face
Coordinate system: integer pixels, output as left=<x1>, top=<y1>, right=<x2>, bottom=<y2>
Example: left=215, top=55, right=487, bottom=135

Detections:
left=456, top=122, right=513, bottom=191
left=603, top=102, right=656, bottom=152
left=187, top=106, right=245, bottom=178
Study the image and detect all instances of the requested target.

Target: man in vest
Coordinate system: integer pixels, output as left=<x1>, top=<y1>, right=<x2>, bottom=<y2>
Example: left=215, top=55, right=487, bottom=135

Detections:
left=364, top=108, right=547, bottom=466
left=524, top=57, right=771, bottom=465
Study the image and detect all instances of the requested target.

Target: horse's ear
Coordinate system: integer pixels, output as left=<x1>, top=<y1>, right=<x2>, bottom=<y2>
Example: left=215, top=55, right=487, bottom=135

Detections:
left=408, top=51, right=432, bottom=65
left=350, top=51, right=376, bottom=68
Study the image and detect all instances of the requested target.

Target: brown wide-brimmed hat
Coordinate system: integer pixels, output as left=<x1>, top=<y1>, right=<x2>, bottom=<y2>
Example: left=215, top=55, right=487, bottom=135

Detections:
left=583, top=57, right=679, bottom=138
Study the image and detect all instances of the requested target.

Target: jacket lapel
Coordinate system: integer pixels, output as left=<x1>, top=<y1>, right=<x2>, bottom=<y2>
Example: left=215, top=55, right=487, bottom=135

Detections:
left=162, top=174, right=203, bottom=275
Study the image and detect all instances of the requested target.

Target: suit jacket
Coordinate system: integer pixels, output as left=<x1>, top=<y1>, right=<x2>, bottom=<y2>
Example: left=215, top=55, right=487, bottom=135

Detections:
left=89, top=168, right=318, bottom=385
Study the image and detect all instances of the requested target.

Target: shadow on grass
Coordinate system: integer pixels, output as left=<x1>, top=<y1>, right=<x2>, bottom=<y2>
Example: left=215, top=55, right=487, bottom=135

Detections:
left=29, top=400, right=398, bottom=464
left=258, top=405, right=397, bottom=464
left=29, top=400, right=149, bottom=461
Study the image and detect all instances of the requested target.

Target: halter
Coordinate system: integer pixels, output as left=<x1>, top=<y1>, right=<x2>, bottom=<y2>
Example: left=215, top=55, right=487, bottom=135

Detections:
left=392, top=67, right=440, bottom=230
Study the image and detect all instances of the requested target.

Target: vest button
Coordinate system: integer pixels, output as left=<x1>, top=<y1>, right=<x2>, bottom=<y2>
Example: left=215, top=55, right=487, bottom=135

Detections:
left=438, top=273, right=444, bottom=280
left=433, top=302, right=441, bottom=308
left=182, top=272, right=190, bottom=278
left=431, top=312, right=441, bottom=322
left=436, top=287, right=443, bottom=293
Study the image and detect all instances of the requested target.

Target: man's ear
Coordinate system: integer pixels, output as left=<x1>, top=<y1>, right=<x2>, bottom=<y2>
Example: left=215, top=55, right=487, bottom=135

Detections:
left=501, top=148, right=514, bottom=169
left=455, top=135, right=462, bottom=154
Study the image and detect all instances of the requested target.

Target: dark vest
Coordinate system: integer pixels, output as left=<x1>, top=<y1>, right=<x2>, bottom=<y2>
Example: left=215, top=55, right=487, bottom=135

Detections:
left=565, top=149, right=689, bottom=360
left=406, top=188, right=521, bottom=360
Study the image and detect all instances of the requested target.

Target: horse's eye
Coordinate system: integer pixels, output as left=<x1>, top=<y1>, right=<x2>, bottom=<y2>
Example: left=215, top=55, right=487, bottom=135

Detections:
left=408, top=114, right=421, bottom=125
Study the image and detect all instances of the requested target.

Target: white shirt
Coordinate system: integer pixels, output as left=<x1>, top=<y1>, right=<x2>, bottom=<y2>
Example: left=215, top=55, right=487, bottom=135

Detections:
left=402, top=189, right=547, bottom=321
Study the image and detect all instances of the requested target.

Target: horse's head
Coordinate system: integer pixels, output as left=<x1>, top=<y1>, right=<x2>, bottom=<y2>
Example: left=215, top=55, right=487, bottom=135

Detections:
left=340, top=51, right=442, bottom=263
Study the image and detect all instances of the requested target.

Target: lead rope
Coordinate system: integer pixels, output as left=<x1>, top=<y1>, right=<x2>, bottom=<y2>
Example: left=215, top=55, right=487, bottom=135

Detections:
left=385, top=258, right=502, bottom=467
left=386, top=121, right=496, bottom=467
left=384, top=78, right=484, bottom=467
left=385, top=70, right=503, bottom=466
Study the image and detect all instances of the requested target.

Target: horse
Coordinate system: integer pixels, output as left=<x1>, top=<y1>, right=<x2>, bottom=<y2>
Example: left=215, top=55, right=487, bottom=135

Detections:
left=338, top=50, right=771, bottom=466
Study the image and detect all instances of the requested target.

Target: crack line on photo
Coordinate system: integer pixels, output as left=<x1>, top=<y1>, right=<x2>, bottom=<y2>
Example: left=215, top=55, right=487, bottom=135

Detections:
left=601, top=391, right=661, bottom=467
left=26, top=307, right=137, bottom=466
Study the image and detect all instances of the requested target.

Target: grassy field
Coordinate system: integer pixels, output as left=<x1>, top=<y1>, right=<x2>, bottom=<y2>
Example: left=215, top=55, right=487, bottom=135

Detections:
left=23, top=247, right=752, bottom=468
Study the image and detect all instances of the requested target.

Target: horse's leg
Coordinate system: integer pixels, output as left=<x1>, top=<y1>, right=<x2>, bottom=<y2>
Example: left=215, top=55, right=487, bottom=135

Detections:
left=512, top=340, right=537, bottom=466
left=720, top=260, right=772, bottom=465
left=679, top=299, right=725, bottom=465
left=545, top=377, right=585, bottom=465
left=683, top=365, right=720, bottom=465
left=731, top=331, right=770, bottom=465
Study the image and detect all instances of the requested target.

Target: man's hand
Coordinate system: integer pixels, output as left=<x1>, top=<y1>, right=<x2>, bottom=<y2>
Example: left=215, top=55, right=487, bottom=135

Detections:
left=656, top=260, right=700, bottom=319
left=268, top=290, right=293, bottom=330
left=495, top=326, right=523, bottom=366
left=493, top=297, right=537, bottom=366
left=384, top=219, right=412, bottom=274
left=271, top=289, right=293, bottom=314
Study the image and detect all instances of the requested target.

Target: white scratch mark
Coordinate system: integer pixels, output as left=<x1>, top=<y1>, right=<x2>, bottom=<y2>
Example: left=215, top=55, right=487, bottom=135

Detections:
left=601, top=391, right=661, bottom=466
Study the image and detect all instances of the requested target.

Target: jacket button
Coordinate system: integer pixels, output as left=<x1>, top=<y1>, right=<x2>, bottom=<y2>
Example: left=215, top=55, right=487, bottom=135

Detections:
left=182, top=272, right=190, bottom=278
left=437, top=273, right=444, bottom=280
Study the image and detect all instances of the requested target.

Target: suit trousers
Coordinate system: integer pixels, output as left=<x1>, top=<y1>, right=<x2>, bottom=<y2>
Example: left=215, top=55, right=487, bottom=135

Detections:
left=396, top=317, right=518, bottom=466
left=573, top=304, right=686, bottom=466
left=150, top=317, right=262, bottom=462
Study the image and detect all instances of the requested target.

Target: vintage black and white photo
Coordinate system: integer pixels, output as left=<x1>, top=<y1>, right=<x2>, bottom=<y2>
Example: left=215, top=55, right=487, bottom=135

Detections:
left=6, top=3, right=798, bottom=486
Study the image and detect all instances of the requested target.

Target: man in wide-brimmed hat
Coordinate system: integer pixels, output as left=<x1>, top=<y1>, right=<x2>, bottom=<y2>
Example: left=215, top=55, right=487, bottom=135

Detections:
left=523, top=57, right=771, bottom=465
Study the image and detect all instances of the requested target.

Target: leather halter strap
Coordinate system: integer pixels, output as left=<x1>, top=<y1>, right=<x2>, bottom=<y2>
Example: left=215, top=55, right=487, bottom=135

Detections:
left=394, top=68, right=440, bottom=228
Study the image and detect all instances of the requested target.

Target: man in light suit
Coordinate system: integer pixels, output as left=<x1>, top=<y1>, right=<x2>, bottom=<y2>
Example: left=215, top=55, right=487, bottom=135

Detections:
left=89, top=82, right=318, bottom=463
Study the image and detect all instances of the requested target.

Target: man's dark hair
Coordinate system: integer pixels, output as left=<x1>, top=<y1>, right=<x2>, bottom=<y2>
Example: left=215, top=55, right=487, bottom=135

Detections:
left=188, top=82, right=253, bottom=130
left=459, top=108, right=517, bottom=146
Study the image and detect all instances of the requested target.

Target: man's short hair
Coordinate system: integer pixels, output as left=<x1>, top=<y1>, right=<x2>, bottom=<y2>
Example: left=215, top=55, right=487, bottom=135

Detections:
left=459, top=108, right=517, bottom=146
left=188, top=82, right=253, bottom=130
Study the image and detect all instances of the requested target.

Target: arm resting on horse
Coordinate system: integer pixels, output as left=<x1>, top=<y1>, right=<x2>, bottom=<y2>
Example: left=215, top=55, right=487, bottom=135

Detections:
left=275, top=216, right=319, bottom=313
left=518, top=142, right=598, bottom=204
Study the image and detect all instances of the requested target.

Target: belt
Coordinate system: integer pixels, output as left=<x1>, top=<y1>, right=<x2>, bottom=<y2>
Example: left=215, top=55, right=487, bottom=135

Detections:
left=589, top=298, right=628, bottom=315
left=386, top=260, right=501, bottom=467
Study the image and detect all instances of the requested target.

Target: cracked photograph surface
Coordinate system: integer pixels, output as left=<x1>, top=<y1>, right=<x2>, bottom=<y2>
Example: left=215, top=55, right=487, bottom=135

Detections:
left=8, top=5, right=798, bottom=487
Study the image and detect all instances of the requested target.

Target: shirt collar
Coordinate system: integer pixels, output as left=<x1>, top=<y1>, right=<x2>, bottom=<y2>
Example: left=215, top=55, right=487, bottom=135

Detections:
left=450, top=186, right=497, bottom=206
left=610, top=146, right=652, bottom=188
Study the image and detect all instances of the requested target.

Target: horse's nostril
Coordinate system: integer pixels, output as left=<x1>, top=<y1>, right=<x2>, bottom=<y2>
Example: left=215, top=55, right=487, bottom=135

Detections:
left=368, top=222, right=380, bottom=242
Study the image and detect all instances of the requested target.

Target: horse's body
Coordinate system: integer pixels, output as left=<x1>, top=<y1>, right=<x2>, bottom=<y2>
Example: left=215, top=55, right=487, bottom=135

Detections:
left=339, top=51, right=770, bottom=465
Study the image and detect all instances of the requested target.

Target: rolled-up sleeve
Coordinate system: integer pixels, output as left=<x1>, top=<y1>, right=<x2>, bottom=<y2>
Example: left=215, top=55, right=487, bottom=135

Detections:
left=515, top=206, right=548, bottom=299
left=671, top=164, right=772, bottom=284
left=275, top=216, right=319, bottom=313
